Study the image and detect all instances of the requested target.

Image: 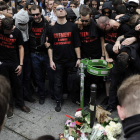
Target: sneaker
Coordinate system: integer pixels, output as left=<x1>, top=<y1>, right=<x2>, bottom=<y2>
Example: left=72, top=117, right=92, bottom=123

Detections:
left=100, top=96, right=109, bottom=107
left=20, top=106, right=31, bottom=113
left=55, top=101, right=61, bottom=112
left=7, top=107, right=14, bottom=119
left=24, top=96, right=36, bottom=103
left=39, top=98, right=45, bottom=105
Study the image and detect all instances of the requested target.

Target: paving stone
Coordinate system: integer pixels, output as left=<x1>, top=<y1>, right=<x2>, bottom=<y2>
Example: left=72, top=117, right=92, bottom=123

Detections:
left=4, top=115, right=49, bottom=139
left=1, top=127, right=27, bottom=140
left=14, top=107, right=46, bottom=122
left=30, top=97, right=56, bottom=113
left=37, top=110, right=67, bottom=139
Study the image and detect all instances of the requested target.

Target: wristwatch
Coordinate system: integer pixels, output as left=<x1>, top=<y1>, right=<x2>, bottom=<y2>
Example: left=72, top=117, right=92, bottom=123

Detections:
left=116, top=19, right=121, bottom=23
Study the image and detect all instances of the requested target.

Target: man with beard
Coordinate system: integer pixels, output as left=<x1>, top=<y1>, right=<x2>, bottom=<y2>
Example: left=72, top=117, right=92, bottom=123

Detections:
left=0, top=18, right=31, bottom=118
left=29, top=5, right=54, bottom=104
left=75, top=7, right=105, bottom=105
left=47, top=5, right=81, bottom=112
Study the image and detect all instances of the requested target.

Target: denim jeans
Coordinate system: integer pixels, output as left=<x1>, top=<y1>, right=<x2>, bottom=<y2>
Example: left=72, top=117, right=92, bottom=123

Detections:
left=31, top=53, right=54, bottom=98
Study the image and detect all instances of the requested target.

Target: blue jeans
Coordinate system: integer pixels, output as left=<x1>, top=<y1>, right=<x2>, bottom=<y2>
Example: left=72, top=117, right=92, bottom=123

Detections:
left=31, top=53, right=54, bottom=98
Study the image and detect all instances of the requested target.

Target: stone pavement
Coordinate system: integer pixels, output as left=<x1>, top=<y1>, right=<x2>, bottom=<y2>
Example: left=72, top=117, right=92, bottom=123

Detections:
left=1, top=93, right=126, bottom=140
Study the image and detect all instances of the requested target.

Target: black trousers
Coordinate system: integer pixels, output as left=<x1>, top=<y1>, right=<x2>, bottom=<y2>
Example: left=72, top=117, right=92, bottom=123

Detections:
left=108, top=63, right=134, bottom=108
left=0, top=62, right=24, bottom=107
left=54, top=62, right=75, bottom=102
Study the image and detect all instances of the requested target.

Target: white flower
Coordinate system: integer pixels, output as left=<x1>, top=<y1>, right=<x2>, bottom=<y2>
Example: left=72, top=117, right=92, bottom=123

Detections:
left=75, top=111, right=82, bottom=117
left=105, top=121, right=122, bottom=139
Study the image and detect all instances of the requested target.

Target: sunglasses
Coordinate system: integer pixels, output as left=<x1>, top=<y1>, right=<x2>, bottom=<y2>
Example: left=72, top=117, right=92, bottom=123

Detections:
left=18, top=23, right=26, bottom=26
left=56, top=7, right=65, bottom=11
left=103, top=11, right=110, bottom=14
left=81, top=19, right=90, bottom=22
left=31, top=13, right=40, bottom=16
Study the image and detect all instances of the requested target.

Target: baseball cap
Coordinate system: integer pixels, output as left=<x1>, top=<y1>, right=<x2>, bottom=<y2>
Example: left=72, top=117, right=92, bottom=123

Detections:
left=128, top=0, right=139, bottom=5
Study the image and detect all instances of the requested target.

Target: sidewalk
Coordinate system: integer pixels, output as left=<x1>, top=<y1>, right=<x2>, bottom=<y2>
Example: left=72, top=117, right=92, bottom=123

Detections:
left=1, top=94, right=125, bottom=140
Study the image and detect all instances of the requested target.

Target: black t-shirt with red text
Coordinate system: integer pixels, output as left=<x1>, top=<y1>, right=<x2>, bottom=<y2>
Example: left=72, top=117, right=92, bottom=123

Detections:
left=104, top=24, right=130, bottom=45
left=0, top=28, right=23, bottom=63
left=79, top=25, right=102, bottom=59
left=48, top=21, right=81, bottom=64
left=32, top=20, right=44, bottom=46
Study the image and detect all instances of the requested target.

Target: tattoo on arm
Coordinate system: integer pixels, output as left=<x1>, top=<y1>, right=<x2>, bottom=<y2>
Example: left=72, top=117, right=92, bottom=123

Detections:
left=116, top=35, right=125, bottom=42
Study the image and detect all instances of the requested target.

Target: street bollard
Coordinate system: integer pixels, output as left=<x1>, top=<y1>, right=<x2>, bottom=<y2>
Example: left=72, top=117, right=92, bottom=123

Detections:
left=90, top=84, right=97, bottom=128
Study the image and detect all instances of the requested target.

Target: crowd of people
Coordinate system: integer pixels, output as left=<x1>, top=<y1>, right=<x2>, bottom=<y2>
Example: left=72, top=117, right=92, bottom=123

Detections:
left=0, top=0, right=140, bottom=139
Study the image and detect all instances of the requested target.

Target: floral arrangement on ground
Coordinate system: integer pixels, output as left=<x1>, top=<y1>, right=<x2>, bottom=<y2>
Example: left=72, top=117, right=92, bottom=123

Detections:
left=59, top=108, right=122, bottom=140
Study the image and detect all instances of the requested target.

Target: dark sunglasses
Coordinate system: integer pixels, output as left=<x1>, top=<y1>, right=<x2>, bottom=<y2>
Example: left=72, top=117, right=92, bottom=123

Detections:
left=56, top=7, right=65, bottom=11
left=103, top=11, right=110, bottom=14
left=18, top=23, right=26, bottom=26
left=31, top=13, right=40, bottom=16
left=81, top=19, right=90, bottom=22
left=129, top=5, right=138, bottom=8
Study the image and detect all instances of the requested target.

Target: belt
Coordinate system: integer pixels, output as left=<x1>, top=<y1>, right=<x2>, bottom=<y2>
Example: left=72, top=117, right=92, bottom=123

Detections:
left=32, top=51, right=46, bottom=55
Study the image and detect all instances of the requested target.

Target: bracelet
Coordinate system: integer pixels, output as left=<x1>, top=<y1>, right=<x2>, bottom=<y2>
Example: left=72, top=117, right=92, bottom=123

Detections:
left=77, top=58, right=81, bottom=60
left=20, top=65, right=23, bottom=66
left=101, top=56, right=105, bottom=58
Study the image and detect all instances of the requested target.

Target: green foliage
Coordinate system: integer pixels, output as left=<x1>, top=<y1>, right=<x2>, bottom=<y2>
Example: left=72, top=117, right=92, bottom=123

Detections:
left=71, top=131, right=79, bottom=139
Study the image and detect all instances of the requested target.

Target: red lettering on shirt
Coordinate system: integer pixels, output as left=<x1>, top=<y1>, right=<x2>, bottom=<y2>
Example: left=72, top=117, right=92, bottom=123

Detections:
left=54, top=32, right=72, bottom=38
left=32, top=27, right=43, bottom=38
left=105, top=32, right=117, bottom=43
left=0, top=34, right=16, bottom=49
left=79, top=32, right=97, bottom=43
left=53, top=32, right=72, bottom=45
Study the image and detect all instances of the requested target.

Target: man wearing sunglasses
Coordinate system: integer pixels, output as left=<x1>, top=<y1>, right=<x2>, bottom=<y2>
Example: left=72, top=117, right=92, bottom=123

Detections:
left=29, top=5, right=54, bottom=105
left=47, top=5, right=81, bottom=112
left=76, top=7, right=105, bottom=105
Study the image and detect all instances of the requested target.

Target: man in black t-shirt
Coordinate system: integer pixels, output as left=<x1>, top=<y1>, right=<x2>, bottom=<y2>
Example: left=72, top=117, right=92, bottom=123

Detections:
left=29, top=5, right=54, bottom=105
left=48, top=5, right=81, bottom=112
left=0, top=18, right=30, bottom=118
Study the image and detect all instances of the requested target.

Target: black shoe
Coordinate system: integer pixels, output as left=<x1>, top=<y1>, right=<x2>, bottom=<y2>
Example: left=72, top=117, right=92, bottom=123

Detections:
left=106, top=106, right=116, bottom=113
left=24, top=96, right=37, bottom=103
left=20, top=106, right=31, bottom=113
left=51, top=95, right=55, bottom=100
left=100, top=96, right=109, bottom=107
left=7, top=107, right=14, bottom=119
left=39, top=98, right=45, bottom=105
left=55, top=101, right=61, bottom=112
